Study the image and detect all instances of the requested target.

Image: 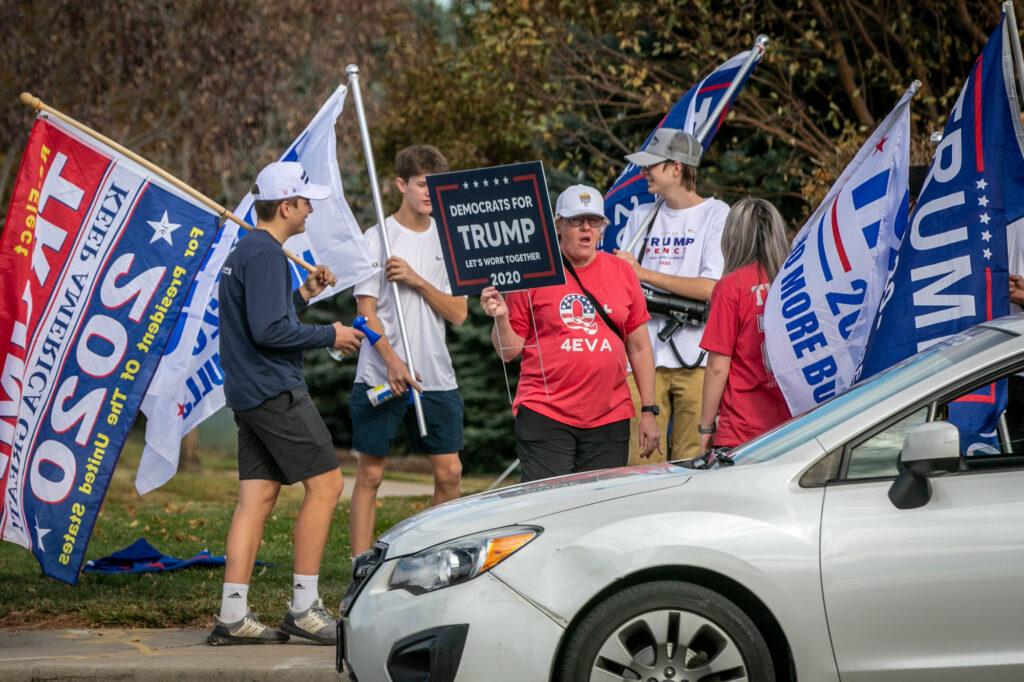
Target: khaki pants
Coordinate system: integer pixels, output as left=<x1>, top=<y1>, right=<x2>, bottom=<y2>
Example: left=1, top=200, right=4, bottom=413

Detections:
left=627, top=366, right=704, bottom=465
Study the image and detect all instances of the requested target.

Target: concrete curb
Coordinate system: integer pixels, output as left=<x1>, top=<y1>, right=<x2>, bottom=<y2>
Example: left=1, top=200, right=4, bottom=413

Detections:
left=0, top=628, right=340, bottom=681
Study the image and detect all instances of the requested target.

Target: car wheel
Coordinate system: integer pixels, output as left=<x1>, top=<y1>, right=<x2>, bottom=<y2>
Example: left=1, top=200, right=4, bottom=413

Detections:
left=557, top=580, right=774, bottom=682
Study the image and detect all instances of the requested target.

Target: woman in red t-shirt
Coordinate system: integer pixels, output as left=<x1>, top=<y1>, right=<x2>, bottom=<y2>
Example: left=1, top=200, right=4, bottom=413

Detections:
left=480, top=185, right=660, bottom=482
left=698, top=198, right=792, bottom=451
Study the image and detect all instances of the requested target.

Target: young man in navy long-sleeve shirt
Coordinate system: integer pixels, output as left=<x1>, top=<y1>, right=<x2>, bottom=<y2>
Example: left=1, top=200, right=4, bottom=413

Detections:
left=208, top=162, right=363, bottom=646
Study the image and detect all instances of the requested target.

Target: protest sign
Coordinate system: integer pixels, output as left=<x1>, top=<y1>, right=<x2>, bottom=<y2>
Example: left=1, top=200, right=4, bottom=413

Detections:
left=428, top=161, right=564, bottom=295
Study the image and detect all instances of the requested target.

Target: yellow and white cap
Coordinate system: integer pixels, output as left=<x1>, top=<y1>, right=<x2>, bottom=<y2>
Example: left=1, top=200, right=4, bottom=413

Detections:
left=555, top=184, right=605, bottom=219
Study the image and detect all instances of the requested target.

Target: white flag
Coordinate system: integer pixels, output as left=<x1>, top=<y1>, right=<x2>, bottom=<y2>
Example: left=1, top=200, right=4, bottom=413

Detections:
left=763, top=82, right=917, bottom=416
left=136, top=85, right=373, bottom=494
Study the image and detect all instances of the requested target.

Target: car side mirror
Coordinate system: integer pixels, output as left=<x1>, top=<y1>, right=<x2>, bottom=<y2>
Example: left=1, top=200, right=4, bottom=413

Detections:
left=888, top=421, right=960, bottom=510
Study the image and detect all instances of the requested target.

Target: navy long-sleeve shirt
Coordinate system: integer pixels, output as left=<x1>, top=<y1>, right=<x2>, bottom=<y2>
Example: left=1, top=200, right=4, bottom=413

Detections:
left=218, top=230, right=335, bottom=410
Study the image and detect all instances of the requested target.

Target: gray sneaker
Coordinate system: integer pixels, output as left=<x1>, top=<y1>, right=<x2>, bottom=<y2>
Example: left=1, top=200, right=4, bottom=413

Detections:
left=281, top=599, right=337, bottom=645
left=207, top=610, right=289, bottom=645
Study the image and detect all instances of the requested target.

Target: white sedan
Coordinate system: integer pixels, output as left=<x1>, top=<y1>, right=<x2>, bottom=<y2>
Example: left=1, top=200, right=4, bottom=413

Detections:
left=339, top=318, right=1024, bottom=681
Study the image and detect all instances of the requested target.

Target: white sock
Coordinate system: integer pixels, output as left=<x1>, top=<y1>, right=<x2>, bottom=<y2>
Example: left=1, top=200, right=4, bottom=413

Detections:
left=219, top=582, right=249, bottom=623
left=291, top=574, right=319, bottom=613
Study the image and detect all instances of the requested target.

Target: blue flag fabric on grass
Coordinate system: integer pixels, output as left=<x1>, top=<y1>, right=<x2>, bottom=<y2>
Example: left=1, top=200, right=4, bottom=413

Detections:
left=83, top=537, right=268, bottom=574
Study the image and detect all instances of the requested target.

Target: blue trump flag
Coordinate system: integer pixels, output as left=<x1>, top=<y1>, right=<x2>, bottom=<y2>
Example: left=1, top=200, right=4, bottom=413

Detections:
left=0, top=115, right=220, bottom=583
left=861, top=11, right=1024, bottom=454
left=601, top=43, right=765, bottom=252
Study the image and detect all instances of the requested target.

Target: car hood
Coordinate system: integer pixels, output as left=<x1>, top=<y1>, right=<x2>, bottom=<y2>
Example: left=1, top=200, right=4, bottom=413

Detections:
left=379, top=463, right=691, bottom=558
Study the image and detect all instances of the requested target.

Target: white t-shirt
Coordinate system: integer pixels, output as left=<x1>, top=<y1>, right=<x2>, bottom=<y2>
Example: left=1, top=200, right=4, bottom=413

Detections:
left=353, top=216, right=458, bottom=391
left=622, top=198, right=729, bottom=367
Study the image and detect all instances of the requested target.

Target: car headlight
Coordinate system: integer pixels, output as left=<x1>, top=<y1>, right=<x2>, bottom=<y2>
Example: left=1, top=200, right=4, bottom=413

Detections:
left=388, top=526, right=541, bottom=595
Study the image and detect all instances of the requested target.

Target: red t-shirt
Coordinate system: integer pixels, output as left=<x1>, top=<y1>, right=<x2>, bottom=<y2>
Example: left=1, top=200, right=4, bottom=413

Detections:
left=700, top=263, right=790, bottom=447
left=506, top=252, right=650, bottom=428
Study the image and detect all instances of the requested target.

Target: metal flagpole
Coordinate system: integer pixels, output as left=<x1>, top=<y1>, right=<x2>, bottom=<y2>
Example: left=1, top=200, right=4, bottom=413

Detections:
left=623, top=34, right=769, bottom=254
left=18, top=92, right=316, bottom=274
left=346, top=65, right=428, bottom=437
left=486, top=458, right=521, bottom=491
left=1004, top=1, right=1024, bottom=108
left=694, top=34, right=769, bottom=142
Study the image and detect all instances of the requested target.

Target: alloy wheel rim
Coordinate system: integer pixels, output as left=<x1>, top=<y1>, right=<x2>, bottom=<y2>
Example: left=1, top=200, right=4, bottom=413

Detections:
left=589, top=608, right=748, bottom=682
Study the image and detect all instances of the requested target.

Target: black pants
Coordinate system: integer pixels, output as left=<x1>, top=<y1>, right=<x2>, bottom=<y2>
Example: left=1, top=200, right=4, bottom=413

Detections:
left=515, top=406, right=629, bottom=483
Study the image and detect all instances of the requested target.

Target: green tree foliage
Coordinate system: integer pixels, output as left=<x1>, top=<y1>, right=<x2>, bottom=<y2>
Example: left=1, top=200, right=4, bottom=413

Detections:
left=0, top=0, right=403, bottom=212
left=388, top=0, right=1018, bottom=214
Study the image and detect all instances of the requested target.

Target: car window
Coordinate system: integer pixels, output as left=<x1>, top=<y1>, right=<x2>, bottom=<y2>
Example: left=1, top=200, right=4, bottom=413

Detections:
left=945, top=376, right=1024, bottom=460
left=846, top=407, right=928, bottom=479
left=729, top=352, right=948, bottom=466
left=727, top=326, right=1017, bottom=467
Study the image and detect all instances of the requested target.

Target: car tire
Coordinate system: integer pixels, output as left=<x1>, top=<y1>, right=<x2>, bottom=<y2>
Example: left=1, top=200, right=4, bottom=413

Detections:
left=557, top=580, right=774, bottom=682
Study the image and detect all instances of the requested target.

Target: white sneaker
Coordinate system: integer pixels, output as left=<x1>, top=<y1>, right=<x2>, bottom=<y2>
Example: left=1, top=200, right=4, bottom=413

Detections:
left=207, top=610, right=289, bottom=645
left=281, top=598, right=336, bottom=645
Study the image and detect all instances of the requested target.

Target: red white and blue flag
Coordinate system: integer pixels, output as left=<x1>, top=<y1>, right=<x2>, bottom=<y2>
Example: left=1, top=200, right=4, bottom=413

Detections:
left=0, top=114, right=220, bottom=583
left=860, top=12, right=1024, bottom=454
left=764, top=83, right=917, bottom=415
left=136, top=86, right=373, bottom=494
left=601, top=47, right=764, bottom=252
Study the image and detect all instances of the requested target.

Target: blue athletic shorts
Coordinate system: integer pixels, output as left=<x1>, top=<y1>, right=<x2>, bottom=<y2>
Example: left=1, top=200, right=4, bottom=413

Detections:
left=349, top=382, right=464, bottom=456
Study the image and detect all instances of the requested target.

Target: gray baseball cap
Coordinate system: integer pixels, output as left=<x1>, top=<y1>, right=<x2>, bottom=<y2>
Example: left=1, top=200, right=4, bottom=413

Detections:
left=625, top=128, right=703, bottom=168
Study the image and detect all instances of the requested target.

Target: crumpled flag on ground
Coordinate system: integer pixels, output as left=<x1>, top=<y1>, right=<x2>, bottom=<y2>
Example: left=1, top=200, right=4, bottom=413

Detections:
left=83, top=537, right=267, bottom=574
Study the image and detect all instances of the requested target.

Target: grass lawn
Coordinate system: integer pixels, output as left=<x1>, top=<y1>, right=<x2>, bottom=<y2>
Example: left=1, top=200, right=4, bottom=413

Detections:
left=0, top=434, right=494, bottom=629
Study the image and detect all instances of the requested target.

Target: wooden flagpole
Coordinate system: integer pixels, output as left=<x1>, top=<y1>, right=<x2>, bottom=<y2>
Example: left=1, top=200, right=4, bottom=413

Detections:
left=19, top=92, right=315, bottom=273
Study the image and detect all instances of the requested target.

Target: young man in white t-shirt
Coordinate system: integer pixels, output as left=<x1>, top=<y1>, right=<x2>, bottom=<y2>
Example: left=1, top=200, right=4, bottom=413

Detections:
left=349, top=145, right=468, bottom=557
left=615, top=129, right=729, bottom=462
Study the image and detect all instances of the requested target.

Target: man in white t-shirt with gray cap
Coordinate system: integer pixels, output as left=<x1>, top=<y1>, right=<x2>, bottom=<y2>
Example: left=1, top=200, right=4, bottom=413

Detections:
left=615, top=128, right=729, bottom=462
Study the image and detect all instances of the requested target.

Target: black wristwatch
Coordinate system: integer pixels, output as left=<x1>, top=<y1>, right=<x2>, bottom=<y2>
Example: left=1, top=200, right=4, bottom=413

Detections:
left=641, top=405, right=660, bottom=416
left=697, top=423, right=717, bottom=434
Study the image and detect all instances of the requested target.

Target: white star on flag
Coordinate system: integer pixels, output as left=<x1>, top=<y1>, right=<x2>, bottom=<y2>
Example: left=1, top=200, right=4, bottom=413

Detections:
left=982, top=230, right=992, bottom=242
left=35, top=521, right=50, bottom=551
left=980, top=212, right=991, bottom=224
left=977, top=178, right=988, bottom=190
left=493, top=177, right=500, bottom=185
left=462, top=182, right=469, bottom=189
left=483, top=179, right=489, bottom=187
left=978, top=195, right=989, bottom=207
left=983, top=248, right=993, bottom=259
left=473, top=181, right=479, bottom=188
left=147, top=210, right=180, bottom=245
left=503, top=177, right=510, bottom=184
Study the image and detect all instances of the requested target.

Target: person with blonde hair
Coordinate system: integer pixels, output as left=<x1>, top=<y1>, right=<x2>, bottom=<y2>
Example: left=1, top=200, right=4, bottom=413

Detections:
left=698, top=198, right=792, bottom=452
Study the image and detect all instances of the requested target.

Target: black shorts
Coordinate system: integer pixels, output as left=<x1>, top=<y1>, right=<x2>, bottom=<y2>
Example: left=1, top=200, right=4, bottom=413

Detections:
left=234, top=388, right=338, bottom=484
left=514, top=406, right=629, bottom=483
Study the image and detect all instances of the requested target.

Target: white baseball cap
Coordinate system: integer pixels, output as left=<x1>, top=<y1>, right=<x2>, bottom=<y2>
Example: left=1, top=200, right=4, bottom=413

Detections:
left=252, top=161, right=330, bottom=201
left=555, top=184, right=605, bottom=218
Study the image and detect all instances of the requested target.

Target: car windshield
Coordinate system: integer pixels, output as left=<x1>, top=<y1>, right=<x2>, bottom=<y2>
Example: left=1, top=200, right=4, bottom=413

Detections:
left=724, top=326, right=1014, bottom=466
